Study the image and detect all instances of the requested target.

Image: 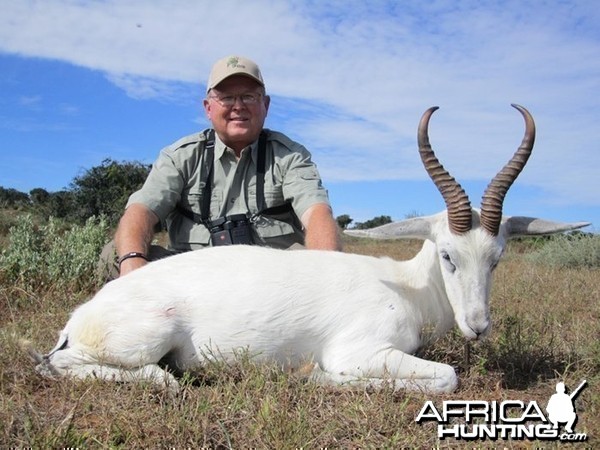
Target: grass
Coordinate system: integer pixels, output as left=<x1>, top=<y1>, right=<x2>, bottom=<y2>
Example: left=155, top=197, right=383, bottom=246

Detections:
left=526, top=232, right=600, bottom=268
left=1, top=236, right=599, bottom=448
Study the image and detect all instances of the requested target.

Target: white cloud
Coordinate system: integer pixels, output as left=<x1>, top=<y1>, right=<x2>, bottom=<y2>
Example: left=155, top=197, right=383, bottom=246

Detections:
left=19, top=95, right=43, bottom=109
left=1, top=0, right=598, bottom=208
left=105, top=73, right=198, bottom=103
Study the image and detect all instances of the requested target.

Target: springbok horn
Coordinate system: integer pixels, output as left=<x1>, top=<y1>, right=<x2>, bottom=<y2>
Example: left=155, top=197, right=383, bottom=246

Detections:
left=480, top=104, right=536, bottom=236
left=418, top=107, right=472, bottom=235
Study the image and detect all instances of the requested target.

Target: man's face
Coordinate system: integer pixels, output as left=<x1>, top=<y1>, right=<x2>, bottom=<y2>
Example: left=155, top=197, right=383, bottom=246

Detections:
left=204, top=75, right=270, bottom=152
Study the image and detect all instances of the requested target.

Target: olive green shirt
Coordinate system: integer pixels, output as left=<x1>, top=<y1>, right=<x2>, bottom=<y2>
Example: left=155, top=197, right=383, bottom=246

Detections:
left=127, top=129, right=331, bottom=250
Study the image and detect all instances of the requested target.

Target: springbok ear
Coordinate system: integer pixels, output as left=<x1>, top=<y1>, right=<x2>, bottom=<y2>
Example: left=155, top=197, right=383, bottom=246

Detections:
left=344, top=217, right=433, bottom=240
left=502, top=216, right=591, bottom=238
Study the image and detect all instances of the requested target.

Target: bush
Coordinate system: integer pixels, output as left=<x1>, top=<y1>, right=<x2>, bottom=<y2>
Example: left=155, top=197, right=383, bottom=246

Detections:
left=70, top=159, right=150, bottom=226
left=526, top=232, right=600, bottom=269
left=353, top=215, right=392, bottom=230
left=0, top=214, right=110, bottom=291
left=0, top=186, right=30, bottom=208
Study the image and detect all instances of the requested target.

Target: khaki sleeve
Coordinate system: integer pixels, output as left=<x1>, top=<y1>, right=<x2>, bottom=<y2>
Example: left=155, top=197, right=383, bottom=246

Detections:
left=280, top=144, right=331, bottom=220
left=126, top=148, right=185, bottom=222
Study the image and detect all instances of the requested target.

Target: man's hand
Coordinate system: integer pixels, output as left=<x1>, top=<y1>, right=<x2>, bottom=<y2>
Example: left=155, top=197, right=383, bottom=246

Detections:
left=301, top=203, right=342, bottom=251
left=118, top=254, right=149, bottom=277
left=114, top=203, right=159, bottom=277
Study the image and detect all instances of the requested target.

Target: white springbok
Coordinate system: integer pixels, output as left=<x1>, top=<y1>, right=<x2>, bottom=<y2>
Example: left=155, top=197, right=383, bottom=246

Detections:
left=25, top=105, right=589, bottom=394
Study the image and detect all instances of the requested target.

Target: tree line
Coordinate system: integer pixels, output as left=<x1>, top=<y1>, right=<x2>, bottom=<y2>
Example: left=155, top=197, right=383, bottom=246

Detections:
left=1, top=159, right=151, bottom=227
left=1, top=159, right=393, bottom=230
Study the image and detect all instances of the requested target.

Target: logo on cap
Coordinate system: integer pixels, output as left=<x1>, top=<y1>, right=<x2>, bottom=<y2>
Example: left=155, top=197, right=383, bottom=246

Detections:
left=227, top=56, right=245, bottom=69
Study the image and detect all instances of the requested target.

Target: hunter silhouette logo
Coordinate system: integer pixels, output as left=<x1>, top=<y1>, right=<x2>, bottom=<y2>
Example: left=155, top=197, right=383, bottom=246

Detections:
left=546, top=380, right=586, bottom=434
left=415, top=379, right=588, bottom=442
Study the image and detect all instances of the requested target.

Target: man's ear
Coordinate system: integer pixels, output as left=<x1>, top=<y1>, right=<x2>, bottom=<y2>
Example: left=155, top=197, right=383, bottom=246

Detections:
left=203, top=98, right=212, bottom=119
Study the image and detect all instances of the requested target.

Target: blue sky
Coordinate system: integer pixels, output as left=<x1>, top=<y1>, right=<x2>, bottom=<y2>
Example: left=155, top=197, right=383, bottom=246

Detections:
left=0, top=0, right=598, bottom=231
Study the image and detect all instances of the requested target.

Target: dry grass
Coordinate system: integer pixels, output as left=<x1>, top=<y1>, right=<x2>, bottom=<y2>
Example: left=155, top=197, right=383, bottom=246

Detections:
left=1, top=237, right=598, bottom=448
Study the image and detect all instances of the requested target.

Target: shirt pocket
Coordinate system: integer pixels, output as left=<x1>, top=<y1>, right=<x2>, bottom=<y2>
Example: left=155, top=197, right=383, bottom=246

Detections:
left=247, top=186, right=285, bottom=211
left=182, top=185, right=222, bottom=218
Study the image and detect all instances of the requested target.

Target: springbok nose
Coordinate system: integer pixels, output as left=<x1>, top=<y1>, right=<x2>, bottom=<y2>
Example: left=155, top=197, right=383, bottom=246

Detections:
left=472, top=322, right=490, bottom=340
left=466, top=318, right=490, bottom=340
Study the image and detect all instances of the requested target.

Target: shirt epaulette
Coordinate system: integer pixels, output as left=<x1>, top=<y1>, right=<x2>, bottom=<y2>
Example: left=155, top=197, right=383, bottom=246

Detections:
left=266, top=130, right=299, bottom=153
left=166, top=132, right=206, bottom=153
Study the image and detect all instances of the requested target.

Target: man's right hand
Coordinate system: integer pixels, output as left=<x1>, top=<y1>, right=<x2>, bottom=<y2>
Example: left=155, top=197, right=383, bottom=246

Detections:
left=114, top=203, right=159, bottom=277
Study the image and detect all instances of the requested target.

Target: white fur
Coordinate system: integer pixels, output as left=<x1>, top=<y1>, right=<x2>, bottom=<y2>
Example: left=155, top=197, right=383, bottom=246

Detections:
left=31, top=210, right=588, bottom=394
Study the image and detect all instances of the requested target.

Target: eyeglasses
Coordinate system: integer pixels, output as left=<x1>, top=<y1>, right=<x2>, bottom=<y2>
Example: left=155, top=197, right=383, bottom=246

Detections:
left=208, top=92, right=263, bottom=107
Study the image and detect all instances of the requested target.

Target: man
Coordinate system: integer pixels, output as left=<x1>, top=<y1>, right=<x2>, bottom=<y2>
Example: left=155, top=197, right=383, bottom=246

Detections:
left=105, top=55, right=341, bottom=279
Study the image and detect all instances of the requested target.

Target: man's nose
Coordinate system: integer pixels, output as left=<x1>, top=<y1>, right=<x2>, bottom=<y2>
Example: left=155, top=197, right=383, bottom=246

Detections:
left=231, top=96, right=246, bottom=108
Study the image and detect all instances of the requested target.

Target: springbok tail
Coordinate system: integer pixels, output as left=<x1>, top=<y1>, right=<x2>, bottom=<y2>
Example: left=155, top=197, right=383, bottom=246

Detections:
left=19, top=338, right=64, bottom=379
left=19, top=339, right=44, bottom=364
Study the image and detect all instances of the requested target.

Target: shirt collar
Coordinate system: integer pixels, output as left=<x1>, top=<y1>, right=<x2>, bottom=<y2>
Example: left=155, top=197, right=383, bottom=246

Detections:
left=213, top=132, right=259, bottom=162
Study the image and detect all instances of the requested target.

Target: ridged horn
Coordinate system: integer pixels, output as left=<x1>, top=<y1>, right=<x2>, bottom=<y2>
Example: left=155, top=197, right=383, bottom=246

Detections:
left=480, top=104, right=536, bottom=236
left=418, top=106, right=472, bottom=235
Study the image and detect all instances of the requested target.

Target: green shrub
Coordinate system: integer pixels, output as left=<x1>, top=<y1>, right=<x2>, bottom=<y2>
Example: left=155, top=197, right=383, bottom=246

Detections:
left=0, top=214, right=110, bottom=290
left=526, top=232, right=600, bottom=269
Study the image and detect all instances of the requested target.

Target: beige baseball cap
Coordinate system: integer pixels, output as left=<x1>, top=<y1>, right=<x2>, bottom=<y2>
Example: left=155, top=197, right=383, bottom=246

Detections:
left=206, top=55, right=264, bottom=93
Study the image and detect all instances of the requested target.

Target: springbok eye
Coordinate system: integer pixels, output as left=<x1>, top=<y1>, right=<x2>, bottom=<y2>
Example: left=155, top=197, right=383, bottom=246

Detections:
left=490, top=250, right=504, bottom=272
left=440, top=251, right=456, bottom=273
